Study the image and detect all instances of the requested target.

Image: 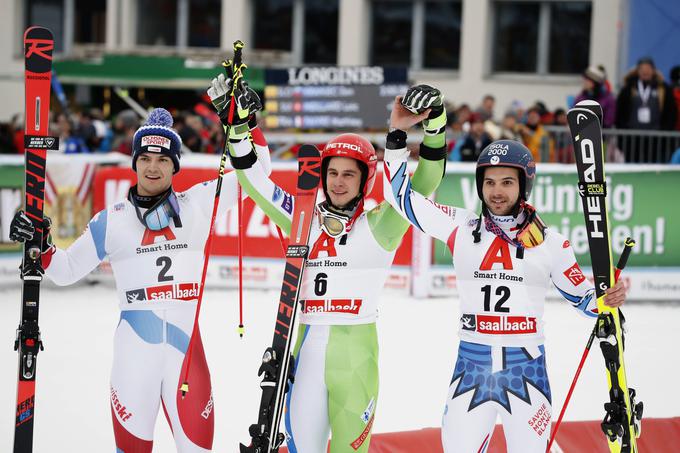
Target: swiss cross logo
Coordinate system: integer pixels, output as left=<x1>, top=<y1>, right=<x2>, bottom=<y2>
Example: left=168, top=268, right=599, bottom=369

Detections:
left=563, top=262, right=586, bottom=286
left=563, top=240, right=570, bottom=249
left=479, top=237, right=513, bottom=270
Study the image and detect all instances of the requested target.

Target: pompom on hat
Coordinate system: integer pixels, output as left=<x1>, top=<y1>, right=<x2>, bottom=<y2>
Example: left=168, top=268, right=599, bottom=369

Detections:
left=583, top=65, right=606, bottom=85
left=132, top=108, right=182, bottom=173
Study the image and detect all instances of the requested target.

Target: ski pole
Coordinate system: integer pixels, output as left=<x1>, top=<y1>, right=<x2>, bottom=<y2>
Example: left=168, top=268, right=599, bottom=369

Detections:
left=180, top=40, right=245, bottom=397
left=547, top=237, right=635, bottom=452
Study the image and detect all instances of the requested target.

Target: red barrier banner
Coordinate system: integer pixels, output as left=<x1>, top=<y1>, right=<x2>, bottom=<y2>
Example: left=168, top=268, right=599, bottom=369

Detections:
left=280, top=417, right=680, bottom=452
left=90, top=166, right=413, bottom=265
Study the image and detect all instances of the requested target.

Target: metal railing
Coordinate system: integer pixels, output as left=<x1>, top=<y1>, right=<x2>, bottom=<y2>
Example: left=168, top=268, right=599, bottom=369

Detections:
left=544, top=126, right=680, bottom=163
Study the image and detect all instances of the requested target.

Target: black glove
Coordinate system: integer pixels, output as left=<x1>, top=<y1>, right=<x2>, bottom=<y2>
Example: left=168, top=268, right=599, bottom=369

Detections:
left=401, top=84, right=444, bottom=119
left=10, top=210, right=53, bottom=251
left=220, top=79, right=262, bottom=127
left=208, top=73, right=262, bottom=127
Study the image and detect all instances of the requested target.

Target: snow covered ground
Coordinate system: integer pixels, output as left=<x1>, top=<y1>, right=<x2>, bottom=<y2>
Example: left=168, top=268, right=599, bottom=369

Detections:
left=0, top=283, right=678, bottom=451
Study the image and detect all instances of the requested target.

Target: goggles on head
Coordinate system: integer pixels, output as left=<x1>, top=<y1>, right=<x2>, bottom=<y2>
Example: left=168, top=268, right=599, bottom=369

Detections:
left=317, top=202, right=351, bottom=238
left=132, top=189, right=181, bottom=231
left=515, top=202, right=546, bottom=248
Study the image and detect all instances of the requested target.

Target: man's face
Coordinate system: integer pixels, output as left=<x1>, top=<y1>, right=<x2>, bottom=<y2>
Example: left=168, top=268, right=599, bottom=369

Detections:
left=482, top=167, right=521, bottom=216
left=325, top=157, right=362, bottom=209
left=638, top=63, right=654, bottom=82
left=135, top=153, right=174, bottom=196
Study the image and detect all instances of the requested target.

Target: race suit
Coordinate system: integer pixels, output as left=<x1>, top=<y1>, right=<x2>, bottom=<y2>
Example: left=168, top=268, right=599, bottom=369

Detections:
left=384, top=150, right=597, bottom=453
left=229, top=133, right=446, bottom=453
left=42, top=130, right=271, bottom=452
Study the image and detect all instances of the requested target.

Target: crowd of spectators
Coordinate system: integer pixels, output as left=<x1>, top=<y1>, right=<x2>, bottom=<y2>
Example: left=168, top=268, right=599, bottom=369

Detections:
left=0, top=101, right=227, bottom=157
left=448, top=57, right=680, bottom=164
left=1, top=57, right=679, bottom=163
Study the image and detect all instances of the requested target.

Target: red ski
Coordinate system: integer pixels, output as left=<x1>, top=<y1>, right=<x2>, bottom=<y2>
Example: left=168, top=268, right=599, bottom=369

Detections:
left=14, top=26, right=57, bottom=453
left=240, top=144, right=321, bottom=453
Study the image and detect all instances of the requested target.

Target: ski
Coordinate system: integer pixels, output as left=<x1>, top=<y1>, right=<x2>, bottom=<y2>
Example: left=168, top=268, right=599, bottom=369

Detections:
left=567, top=100, right=642, bottom=453
left=14, top=26, right=57, bottom=453
left=240, top=144, right=321, bottom=453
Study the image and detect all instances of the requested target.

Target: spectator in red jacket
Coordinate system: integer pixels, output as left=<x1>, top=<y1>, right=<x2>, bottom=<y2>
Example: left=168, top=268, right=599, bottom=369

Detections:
left=670, top=65, right=680, bottom=131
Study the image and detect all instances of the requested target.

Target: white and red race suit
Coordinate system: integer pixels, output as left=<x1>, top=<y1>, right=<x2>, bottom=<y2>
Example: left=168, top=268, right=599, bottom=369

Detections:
left=40, top=129, right=272, bottom=453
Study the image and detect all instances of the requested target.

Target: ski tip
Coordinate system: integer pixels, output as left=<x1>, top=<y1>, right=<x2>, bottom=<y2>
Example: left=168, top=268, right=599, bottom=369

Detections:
left=298, top=143, right=321, bottom=158
left=574, top=99, right=601, bottom=108
left=570, top=101, right=603, bottom=125
left=180, top=382, right=189, bottom=397
left=238, top=324, right=245, bottom=338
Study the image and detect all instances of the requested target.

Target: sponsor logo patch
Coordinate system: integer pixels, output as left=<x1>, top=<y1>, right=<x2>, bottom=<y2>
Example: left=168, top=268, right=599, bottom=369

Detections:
left=460, top=314, right=537, bottom=334
left=302, top=299, right=362, bottom=315
left=563, top=262, right=586, bottom=286
left=25, top=135, right=59, bottom=150
left=426, top=198, right=455, bottom=217
left=460, top=314, right=476, bottom=331
left=141, top=135, right=171, bottom=149
left=281, top=193, right=293, bottom=214
left=563, top=240, right=570, bottom=248
left=487, top=142, right=509, bottom=153
left=351, top=412, right=374, bottom=450
left=272, top=186, right=283, bottom=202
left=110, top=387, right=133, bottom=422
left=15, top=396, right=34, bottom=426
left=114, top=202, right=125, bottom=211
left=125, top=282, right=200, bottom=303
left=327, top=142, right=362, bottom=152
left=201, top=392, right=214, bottom=420
left=528, top=403, right=551, bottom=436
left=361, top=397, right=375, bottom=424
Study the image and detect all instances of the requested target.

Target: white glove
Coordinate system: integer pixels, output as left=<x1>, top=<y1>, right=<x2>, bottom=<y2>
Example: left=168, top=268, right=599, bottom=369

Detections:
left=207, top=73, right=231, bottom=113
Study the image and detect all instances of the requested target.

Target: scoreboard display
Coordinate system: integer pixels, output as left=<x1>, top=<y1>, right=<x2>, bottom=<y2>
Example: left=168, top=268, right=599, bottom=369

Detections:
left=263, top=66, right=408, bottom=130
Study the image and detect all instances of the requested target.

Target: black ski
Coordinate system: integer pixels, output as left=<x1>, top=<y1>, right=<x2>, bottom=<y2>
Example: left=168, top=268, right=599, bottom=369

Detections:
left=14, top=26, right=57, bottom=453
left=567, top=100, right=642, bottom=453
left=240, top=144, right=321, bottom=453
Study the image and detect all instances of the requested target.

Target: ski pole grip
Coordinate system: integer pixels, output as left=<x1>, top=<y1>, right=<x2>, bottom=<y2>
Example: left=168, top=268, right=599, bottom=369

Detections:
left=233, top=40, right=244, bottom=63
left=614, top=237, right=635, bottom=281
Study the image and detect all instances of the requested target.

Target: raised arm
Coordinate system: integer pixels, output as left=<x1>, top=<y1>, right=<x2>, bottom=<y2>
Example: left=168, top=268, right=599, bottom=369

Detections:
left=383, top=145, right=459, bottom=245
left=207, top=73, right=293, bottom=235
left=377, top=89, right=461, bottom=246
left=229, top=138, right=294, bottom=235
left=368, top=87, right=448, bottom=251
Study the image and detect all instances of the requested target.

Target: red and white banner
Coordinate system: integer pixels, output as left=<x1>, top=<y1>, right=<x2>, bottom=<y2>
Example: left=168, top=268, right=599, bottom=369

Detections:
left=279, top=417, right=680, bottom=453
left=90, top=165, right=414, bottom=266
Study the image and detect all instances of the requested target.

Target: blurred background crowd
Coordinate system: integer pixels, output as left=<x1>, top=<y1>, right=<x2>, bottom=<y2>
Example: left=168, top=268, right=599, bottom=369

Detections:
left=2, top=58, right=679, bottom=164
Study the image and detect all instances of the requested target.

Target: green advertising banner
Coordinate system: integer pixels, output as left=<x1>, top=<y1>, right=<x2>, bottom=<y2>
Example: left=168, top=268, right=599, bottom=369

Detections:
left=433, top=165, right=680, bottom=267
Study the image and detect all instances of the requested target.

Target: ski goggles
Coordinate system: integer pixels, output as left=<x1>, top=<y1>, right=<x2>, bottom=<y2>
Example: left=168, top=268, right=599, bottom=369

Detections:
left=133, top=190, right=181, bottom=231
left=317, top=203, right=350, bottom=238
left=515, top=203, right=546, bottom=248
